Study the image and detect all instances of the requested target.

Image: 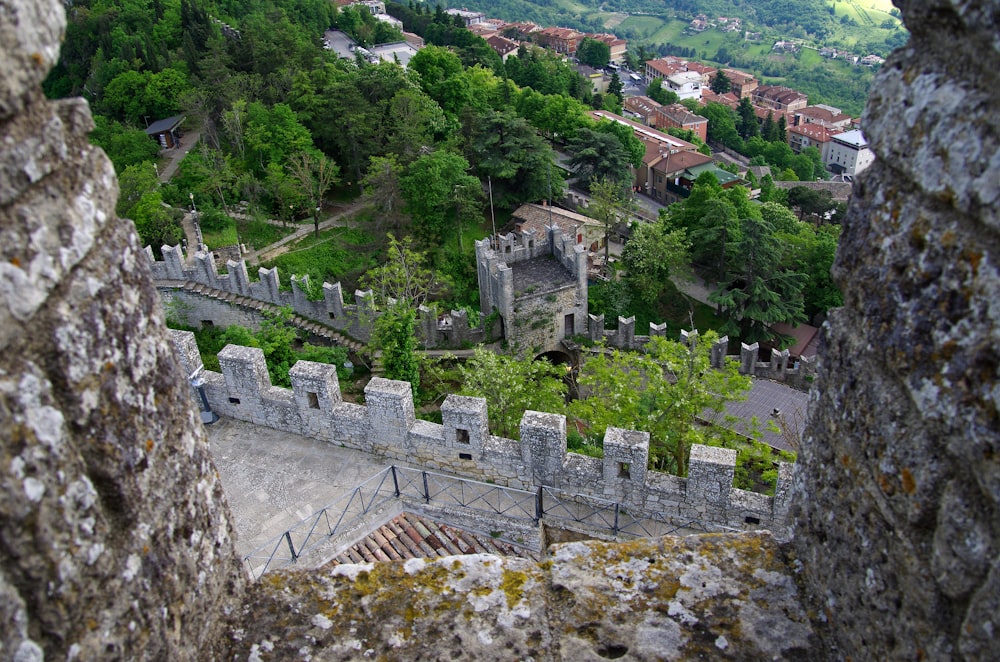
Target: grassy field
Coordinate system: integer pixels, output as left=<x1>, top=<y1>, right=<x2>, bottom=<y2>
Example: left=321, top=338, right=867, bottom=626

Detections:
left=263, top=225, right=379, bottom=293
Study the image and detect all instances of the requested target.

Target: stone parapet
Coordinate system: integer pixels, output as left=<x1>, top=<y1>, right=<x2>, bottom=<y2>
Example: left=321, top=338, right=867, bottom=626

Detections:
left=172, top=331, right=792, bottom=533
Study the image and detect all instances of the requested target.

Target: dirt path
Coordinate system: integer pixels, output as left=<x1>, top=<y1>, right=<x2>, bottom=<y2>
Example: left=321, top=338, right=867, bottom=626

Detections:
left=254, top=199, right=370, bottom=262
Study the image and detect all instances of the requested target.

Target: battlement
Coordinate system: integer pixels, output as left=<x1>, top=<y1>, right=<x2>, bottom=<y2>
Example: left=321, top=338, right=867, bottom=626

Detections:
left=148, top=244, right=492, bottom=348
left=172, top=329, right=793, bottom=533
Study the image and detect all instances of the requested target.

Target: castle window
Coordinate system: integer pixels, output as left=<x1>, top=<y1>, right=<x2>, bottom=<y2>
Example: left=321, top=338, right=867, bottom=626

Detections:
left=228, top=397, right=241, bottom=405
left=459, top=453, right=473, bottom=461
left=456, top=428, right=470, bottom=444
left=328, top=311, right=336, bottom=320
left=307, top=391, right=319, bottom=409
left=745, top=516, right=761, bottom=525
left=618, top=462, right=631, bottom=479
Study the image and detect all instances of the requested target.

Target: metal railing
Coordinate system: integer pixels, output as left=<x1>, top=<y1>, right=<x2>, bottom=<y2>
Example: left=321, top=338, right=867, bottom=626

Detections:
left=242, top=465, right=732, bottom=579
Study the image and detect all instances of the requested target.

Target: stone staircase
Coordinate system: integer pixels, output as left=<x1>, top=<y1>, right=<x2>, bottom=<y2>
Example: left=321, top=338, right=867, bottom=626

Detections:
left=158, top=279, right=367, bottom=354
left=331, top=512, right=541, bottom=565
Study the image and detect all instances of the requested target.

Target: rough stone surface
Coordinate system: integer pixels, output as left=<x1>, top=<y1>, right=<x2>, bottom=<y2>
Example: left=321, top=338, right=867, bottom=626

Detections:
left=0, top=3, right=245, bottom=658
left=790, top=1, right=1000, bottom=658
left=233, top=533, right=819, bottom=661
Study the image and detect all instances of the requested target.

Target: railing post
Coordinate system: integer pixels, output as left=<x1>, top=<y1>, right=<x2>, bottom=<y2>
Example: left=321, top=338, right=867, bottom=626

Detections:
left=613, top=503, right=620, bottom=535
left=422, top=471, right=430, bottom=504
left=535, top=485, right=544, bottom=524
left=391, top=465, right=400, bottom=498
left=284, top=531, right=298, bottom=562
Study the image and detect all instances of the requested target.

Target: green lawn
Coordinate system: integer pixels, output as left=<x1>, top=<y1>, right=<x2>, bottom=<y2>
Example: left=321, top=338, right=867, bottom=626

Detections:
left=263, top=226, right=379, bottom=294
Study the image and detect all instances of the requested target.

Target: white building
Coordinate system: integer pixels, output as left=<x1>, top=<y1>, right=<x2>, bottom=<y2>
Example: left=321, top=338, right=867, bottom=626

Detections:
left=664, top=71, right=703, bottom=101
left=826, top=129, right=874, bottom=176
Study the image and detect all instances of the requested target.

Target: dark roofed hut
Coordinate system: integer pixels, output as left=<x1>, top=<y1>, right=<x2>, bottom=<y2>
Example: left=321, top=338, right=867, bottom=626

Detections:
left=145, top=115, right=185, bottom=149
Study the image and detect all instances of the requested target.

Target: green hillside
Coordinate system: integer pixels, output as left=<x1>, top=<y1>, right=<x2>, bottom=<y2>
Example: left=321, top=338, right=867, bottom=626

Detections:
left=442, top=0, right=908, bottom=115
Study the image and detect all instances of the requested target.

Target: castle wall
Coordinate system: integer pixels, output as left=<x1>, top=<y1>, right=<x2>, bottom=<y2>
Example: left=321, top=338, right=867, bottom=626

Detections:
left=171, top=330, right=792, bottom=533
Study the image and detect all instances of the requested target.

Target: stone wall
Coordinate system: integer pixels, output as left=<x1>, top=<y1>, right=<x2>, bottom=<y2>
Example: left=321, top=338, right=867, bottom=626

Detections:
left=149, top=244, right=492, bottom=348
left=0, top=0, right=244, bottom=658
left=790, top=1, right=1000, bottom=658
left=172, top=330, right=793, bottom=533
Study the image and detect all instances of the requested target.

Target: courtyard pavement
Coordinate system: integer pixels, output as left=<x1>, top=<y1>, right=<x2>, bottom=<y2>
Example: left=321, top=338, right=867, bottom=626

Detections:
left=206, top=417, right=406, bottom=560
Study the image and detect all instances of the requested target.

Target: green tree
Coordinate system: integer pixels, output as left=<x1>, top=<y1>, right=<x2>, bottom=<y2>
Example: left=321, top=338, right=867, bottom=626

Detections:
left=372, top=303, right=420, bottom=392
left=362, top=154, right=406, bottom=233
left=576, top=37, right=611, bottom=68
left=459, top=350, right=567, bottom=439
left=737, top=96, right=759, bottom=140
left=569, top=333, right=750, bottom=474
left=466, top=109, right=562, bottom=211
left=399, top=149, right=480, bottom=244
left=710, top=69, right=731, bottom=94
left=608, top=71, right=624, bottom=102
left=646, top=78, right=680, bottom=106
left=621, top=222, right=690, bottom=305
left=288, top=151, right=340, bottom=237
left=568, top=128, right=633, bottom=190
left=90, top=117, right=161, bottom=173
left=698, top=102, right=742, bottom=151
left=586, top=176, right=635, bottom=268
left=710, top=215, right=807, bottom=344
left=361, top=234, right=438, bottom=309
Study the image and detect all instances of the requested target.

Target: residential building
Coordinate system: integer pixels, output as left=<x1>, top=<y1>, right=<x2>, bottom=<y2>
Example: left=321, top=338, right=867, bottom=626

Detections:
left=644, top=58, right=684, bottom=82
left=403, top=31, right=424, bottom=49
left=788, top=123, right=840, bottom=162
left=354, top=0, right=384, bottom=14
left=646, top=148, right=716, bottom=203
left=444, top=8, right=486, bottom=27
left=794, top=105, right=853, bottom=131
left=655, top=104, right=708, bottom=142
left=665, top=70, right=703, bottom=101
left=826, top=129, right=874, bottom=176
left=486, top=34, right=519, bottom=62
left=623, top=96, right=662, bottom=126
left=586, top=33, right=628, bottom=63
left=753, top=85, right=809, bottom=112
left=512, top=203, right=604, bottom=252
left=700, top=89, right=740, bottom=109
left=861, top=54, right=885, bottom=66
left=685, top=62, right=718, bottom=85
left=718, top=68, right=758, bottom=98
left=535, top=27, right=585, bottom=55
left=576, top=65, right=609, bottom=95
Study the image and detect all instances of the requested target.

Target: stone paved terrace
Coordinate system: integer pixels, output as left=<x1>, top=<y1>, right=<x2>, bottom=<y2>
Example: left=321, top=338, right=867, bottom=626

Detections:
left=512, top=255, right=576, bottom=297
left=207, top=416, right=400, bottom=559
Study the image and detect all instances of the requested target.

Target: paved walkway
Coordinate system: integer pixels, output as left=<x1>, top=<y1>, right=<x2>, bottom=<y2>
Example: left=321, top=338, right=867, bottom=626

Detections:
left=156, top=129, right=201, bottom=183
left=207, top=416, right=407, bottom=559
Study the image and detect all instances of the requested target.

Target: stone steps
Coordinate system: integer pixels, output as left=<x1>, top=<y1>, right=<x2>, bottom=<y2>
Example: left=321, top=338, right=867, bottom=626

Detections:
left=170, top=280, right=365, bottom=354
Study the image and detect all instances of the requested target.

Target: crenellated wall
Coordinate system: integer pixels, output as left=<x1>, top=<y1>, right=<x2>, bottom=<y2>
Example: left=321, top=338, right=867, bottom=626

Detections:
left=172, top=329, right=793, bottom=533
left=149, top=244, right=494, bottom=348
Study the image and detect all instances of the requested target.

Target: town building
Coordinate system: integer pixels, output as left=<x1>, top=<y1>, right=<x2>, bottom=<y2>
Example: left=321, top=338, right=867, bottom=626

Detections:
left=655, top=103, right=709, bottom=142
left=486, top=34, right=519, bottom=61
left=787, top=123, right=841, bottom=161
left=644, top=58, right=684, bottom=82
left=623, top=96, right=663, bottom=126
left=444, top=8, right=486, bottom=27
left=793, top=105, right=853, bottom=131
left=576, top=65, right=609, bottom=95
left=145, top=115, right=185, bottom=149
left=825, top=129, right=875, bottom=176
left=535, top=26, right=585, bottom=55
left=586, top=33, right=628, bottom=63
left=664, top=70, right=703, bottom=101
left=752, top=85, right=809, bottom=112
left=717, top=68, right=758, bottom=98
